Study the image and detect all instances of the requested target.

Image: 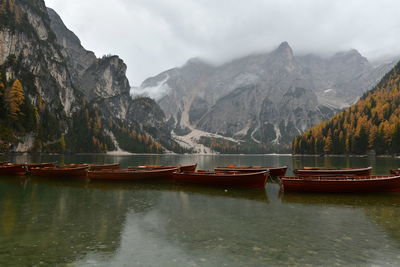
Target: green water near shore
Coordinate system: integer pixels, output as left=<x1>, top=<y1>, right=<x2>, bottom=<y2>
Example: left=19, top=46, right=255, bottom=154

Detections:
left=0, top=154, right=400, bottom=266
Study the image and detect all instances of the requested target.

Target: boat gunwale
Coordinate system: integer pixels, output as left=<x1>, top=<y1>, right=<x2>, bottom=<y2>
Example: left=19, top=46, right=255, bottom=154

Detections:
left=215, top=165, right=287, bottom=171
left=88, top=167, right=179, bottom=174
left=24, top=162, right=57, bottom=167
left=174, top=170, right=269, bottom=177
left=294, top=167, right=372, bottom=173
left=127, top=164, right=197, bottom=170
left=0, top=163, right=26, bottom=169
left=89, top=163, right=120, bottom=167
left=31, top=166, right=89, bottom=172
left=281, top=175, right=400, bottom=182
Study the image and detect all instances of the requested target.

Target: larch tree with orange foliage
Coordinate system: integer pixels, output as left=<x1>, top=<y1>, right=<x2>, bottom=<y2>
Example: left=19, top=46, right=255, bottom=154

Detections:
left=4, top=79, right=24, bottom=120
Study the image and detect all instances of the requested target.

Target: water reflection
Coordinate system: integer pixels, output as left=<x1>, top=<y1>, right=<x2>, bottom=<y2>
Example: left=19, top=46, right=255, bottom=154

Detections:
left=281, top=191, right=400, bottom=259
left=86, top=182, right=269, bottom=203
left=0, top=177, right=129, bottom=266
left=73, top=183, right=400, bottom=266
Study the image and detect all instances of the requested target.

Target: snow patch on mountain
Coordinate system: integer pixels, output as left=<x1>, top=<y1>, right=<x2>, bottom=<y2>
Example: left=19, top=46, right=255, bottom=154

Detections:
left=172, top=127, right=243, bottom=154
left=272, top=125, right=281, bottom=145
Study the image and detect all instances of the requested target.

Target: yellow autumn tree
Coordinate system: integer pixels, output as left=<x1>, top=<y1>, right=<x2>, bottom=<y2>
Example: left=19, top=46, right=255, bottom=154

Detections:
left=5, top=80, right=24, bottom=120
left=0, top=81, right=4, bottom=97
left=323, top=134, right=333, bottom=153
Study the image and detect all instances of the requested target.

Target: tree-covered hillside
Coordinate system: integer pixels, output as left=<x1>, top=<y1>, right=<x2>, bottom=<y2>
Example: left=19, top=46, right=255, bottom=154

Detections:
left=0, top=0, right=185, bottom=153
left=293, top=61, right=400, bottom=155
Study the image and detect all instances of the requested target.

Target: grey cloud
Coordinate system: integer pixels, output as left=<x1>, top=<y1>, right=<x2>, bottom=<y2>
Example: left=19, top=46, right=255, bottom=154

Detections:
left=46, top=0, right=400, bottom=85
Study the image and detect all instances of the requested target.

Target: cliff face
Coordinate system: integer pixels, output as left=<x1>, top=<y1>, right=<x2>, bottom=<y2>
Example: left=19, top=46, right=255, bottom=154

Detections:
left=140, top=42, right=396, bottom=152
left=0, top=0, right=182, bottom=153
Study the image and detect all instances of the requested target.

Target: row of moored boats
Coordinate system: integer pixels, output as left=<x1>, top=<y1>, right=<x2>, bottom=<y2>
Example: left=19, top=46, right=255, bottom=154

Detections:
left=1, top=162, right=400, bottom=193
left=0, top=162, right=281, bottom=187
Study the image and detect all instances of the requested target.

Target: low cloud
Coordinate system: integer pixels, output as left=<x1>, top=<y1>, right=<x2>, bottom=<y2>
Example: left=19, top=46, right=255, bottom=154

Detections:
left=46, top=0, right=400, bottom=85
left=130, top=74, right=171, bottom=100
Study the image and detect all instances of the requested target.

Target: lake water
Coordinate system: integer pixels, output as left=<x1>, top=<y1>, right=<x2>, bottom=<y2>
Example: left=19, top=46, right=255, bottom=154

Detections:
left=1, top=154, right=400, bottom=266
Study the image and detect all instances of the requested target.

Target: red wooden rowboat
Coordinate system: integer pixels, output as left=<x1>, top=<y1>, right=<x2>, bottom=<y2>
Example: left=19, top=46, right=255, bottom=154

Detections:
left=88, top=167, right=178, bottom=181
left=88, top=163, right=120, bottom=171
left=30, top=165, right=89, bottom=178
left=215, top=165, right=287, bottom=176
left=128, top=164, right=197, bottom=172
left=0, top=164, right=26, bottom=176
left=294, top=167, right=372, bottom=177
left=172, top=170, right=268, bottom=188
left=24, top=163, right=57, bottom=172
left=280, top=175, right=400, bottom=193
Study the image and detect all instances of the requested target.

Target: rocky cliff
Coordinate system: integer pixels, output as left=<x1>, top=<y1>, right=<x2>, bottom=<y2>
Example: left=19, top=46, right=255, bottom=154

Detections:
left=139, top=42, right=396, bottom=153
left=0, top=0, right=182, bottom=153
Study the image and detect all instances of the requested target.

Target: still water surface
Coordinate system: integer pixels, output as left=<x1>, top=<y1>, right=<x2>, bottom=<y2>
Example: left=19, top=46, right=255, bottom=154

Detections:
left=1, top=154, right=400, bottom=266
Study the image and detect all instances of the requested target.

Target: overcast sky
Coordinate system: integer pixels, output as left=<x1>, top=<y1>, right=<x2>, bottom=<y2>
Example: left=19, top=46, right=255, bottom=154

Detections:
left=46, top=0, right=400, bottom=86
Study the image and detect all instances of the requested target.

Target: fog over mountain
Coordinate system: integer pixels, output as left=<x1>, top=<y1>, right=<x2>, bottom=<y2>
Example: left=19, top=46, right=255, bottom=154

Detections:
left=46, top=0, right=400, bottom=85
left=136, top=42, right=396, bottom=153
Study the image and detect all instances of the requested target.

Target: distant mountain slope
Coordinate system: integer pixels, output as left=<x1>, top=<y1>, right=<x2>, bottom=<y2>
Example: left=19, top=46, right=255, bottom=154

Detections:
left=0, top=0, right=183, bottom=153
left=293, top=61, right=400, bottom=155
left=139, top=42, right=396, bottom=153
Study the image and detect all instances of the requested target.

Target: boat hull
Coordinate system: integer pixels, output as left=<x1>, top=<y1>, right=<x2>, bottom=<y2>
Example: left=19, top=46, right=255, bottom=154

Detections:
left=128, top=164, right=197, bottom=172
left=88, top=168, right=178, bottom=181
left=294, top=167, right=372, bottom=177
left=24, top=163, right=57, bottom=172
left=173, top=171, right=268, bottom=188
left=268, top=167, right=288, bottom=177
left=280, top=175, right=400, bottom=193
left=30, top=166, right=89, bottom=178
left=179, top=164, right=197, bottom=172
left=0, top=164, right=26, bottom=176
left=215, top=166, right=286, bottom=176
left=89, top=163, right=120, bottom=171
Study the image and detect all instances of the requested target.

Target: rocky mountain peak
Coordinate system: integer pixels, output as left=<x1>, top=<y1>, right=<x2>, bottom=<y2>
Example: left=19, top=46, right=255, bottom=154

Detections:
left=185, top=57, right=207, bottom=65
left=47, top=8, right=92, bottom=54
left=274, top=41, right=294, bottom=58
left=332, top=49, right=367, bottom=62
left=183, top=57, right=213, bottom=72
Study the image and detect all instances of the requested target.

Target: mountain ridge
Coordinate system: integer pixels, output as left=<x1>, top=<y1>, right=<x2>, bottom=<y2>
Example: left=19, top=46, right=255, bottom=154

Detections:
left=137, top=41, right=396, bottom=153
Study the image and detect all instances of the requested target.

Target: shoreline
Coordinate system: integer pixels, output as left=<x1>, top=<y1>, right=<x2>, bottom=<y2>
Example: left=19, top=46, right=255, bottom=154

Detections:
left=1, top=152, right=399, bottom=158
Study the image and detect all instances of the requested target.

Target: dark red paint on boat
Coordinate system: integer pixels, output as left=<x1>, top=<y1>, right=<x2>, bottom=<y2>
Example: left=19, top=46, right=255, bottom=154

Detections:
left=24, top=163, right=57, bottom=172
left=30, top=166, right=89, bottom=178
left=280, top=175, right=400, bottom=193
left=128, top=164, right=197, bottom=172
left=294, top=167, right=372, bottom=177
left=88, top=163, right=120, bottom=171
left=0, top=164, right=26, bottom=176
left=215, top=165, right=287, bottom=177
